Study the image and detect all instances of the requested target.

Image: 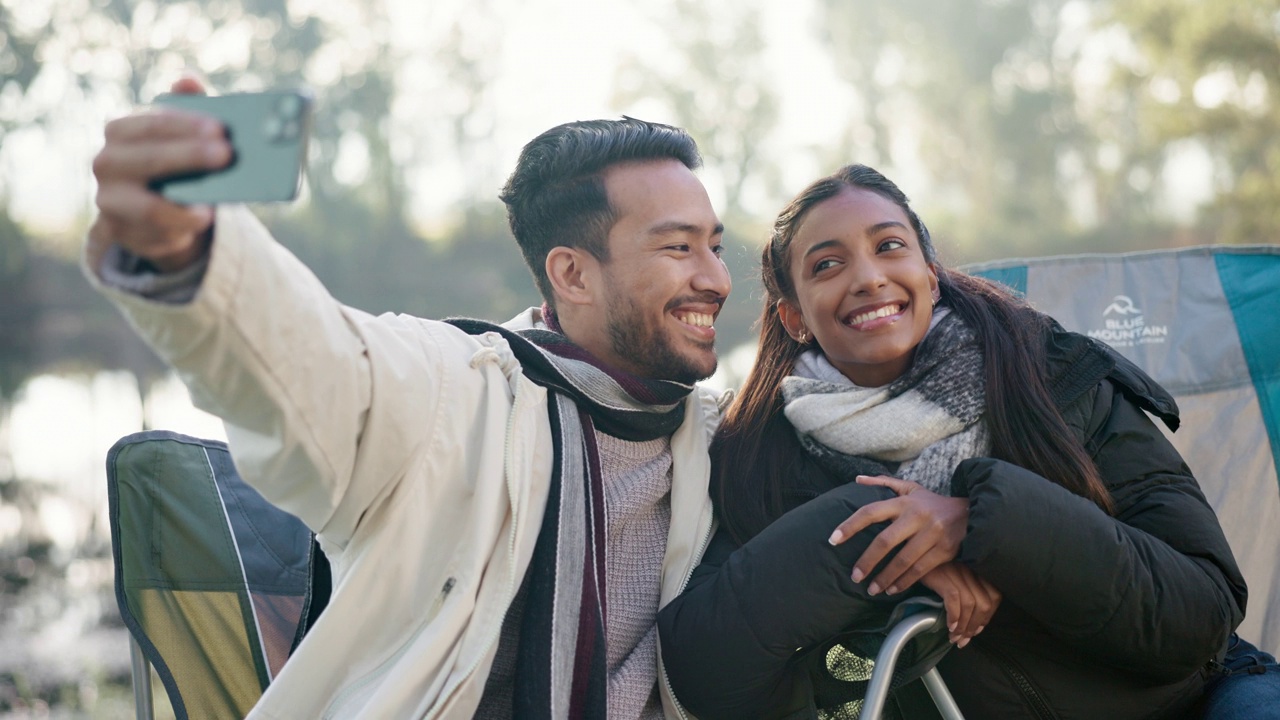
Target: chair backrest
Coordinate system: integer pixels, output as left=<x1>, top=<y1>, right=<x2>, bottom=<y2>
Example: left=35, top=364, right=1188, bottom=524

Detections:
left=965, top=245, right=1280, bottom=655
left=107, top=430, right=320, bottom=719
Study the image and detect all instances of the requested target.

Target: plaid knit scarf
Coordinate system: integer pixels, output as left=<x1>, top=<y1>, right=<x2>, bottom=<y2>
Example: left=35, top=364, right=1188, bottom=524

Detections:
left=447, top=309, right=691, bottom=719
left=781, top=310, right=989, bottom=495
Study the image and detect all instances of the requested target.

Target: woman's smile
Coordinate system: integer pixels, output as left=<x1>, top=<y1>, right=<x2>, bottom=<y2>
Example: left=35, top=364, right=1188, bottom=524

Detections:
left=843, top=301, right=906, bottom=330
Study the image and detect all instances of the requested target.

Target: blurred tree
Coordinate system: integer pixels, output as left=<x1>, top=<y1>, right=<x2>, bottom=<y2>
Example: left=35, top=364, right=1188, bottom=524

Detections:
left=808, top=0, right=1259, bottom=262
left=613, top=0, right=782, bottom=226
left=0, top=210, right=34, bottom=402
left=816, top=0, right=1091, bottom=260
left=434, top=0, right=503, bottom=203
left=1106, top=0, right=1280, bottom=244
left=0, top=3, right=42, bottom=139
left=0, top=0, right=429, bottom=394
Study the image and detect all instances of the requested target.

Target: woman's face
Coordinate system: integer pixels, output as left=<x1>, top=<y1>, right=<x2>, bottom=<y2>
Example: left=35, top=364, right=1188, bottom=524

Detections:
left=779, top=187, right=939, bottom=387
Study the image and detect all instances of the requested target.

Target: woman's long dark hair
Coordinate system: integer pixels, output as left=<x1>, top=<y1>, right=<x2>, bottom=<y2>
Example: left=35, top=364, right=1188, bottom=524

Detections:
left=714, top=164, right=1114, bottom=545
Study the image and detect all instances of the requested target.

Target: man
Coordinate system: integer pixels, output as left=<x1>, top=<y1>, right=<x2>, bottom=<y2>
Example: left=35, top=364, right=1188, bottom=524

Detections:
left=87, top=77, right=730, bottom=718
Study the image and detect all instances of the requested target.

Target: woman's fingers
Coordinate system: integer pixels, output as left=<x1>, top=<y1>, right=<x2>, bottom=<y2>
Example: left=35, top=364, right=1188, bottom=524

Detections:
left=103, top=109, right=223, bottom=145
left=828, top=498, right=899, bottom=547
left=847, top=494, right=967, bottom=590
left=952, top=567, right=1001, bottom=646
left=953, top=567, right=985, bottom=643
left=919, top=565, right=970, bottom=645
left=843, top=505, right=920, bottom=586
left=879, top=544, right=954, bottom=596
left=972, top=577, right=1002, bottom=632
left=919, top=563, right=1002, bottom=649
left=861, top=527, right=934, bottom=594
left=855, top=475, right=918, bottom=495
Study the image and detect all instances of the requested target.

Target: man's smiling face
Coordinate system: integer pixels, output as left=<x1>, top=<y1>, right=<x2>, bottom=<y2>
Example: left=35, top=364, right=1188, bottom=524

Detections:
left=592, top=159, right=730, bottom=383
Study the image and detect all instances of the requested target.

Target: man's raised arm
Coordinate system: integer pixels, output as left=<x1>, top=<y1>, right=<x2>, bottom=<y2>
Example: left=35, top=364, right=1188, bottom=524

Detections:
left=84, top=78, right=443, bottom=548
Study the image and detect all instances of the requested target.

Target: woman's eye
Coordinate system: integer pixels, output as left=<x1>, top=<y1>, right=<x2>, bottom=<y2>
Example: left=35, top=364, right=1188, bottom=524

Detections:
left=879, top=238, right=907, bottom=252
left=813, top=258, right=838, bottom=273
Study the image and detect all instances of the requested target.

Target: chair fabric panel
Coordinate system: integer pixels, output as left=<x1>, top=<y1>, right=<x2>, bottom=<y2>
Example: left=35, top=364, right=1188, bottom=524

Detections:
left=1019, top=249, right=1251, bottom=396
left=971, top=264, right=1027, bottom=297
left=114, top=437, right=244, bottom=588
left=206, top=441, right=312, bottom=681
left=1163, top=387, right=1280, bottom=655
left=207, top=446, right=312, bottom=594
left=108, top=431, right=275, bottom=717
left=137, top=588, right=263, bottom=719
left=1215, top=251, right=1280, bottom=490
left=252, top=591, right=306, bottom=679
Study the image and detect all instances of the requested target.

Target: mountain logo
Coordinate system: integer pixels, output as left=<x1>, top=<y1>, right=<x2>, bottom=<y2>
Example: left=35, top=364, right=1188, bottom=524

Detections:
left=1087, top=295, right=1169, bottom=348
left=1103, top=295, right=1141, bottom=316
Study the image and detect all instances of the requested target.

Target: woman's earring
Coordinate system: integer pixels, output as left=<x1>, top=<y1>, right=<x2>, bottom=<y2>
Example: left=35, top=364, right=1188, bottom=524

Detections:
left=797, top=330, right=808, bottom=344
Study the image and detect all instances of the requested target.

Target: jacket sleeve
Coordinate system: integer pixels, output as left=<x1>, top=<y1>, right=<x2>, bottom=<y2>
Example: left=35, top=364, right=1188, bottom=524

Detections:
left=659, top=481, right=898, bottom=719
left=954, top=379, right=1247, bottom=681
left=85, top=206, right=475, bottom=548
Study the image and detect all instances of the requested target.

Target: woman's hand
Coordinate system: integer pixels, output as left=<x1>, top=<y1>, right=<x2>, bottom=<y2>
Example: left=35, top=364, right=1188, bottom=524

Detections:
left=920, top=562, right=1001, bottom=648
left=829, top=475, right=968, bottom=596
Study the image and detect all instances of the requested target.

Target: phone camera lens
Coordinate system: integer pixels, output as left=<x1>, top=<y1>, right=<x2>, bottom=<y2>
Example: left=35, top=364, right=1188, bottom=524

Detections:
left=276, top=94, right=303, bottom=119
left=263, top=115, right=284, bottom=141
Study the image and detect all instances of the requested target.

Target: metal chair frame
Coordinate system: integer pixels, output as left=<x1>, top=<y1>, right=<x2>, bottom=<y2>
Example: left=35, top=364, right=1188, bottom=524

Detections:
left=860, top=608, right=965, bottom=720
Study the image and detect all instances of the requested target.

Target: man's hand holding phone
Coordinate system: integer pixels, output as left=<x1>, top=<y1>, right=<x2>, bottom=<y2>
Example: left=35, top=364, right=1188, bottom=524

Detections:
left=89, top=78, right=311, bottom=274
left=90, top=77, right=230, bottom=273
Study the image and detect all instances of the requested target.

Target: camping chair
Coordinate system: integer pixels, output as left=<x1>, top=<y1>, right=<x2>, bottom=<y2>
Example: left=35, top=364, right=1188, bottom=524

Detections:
left=107, top=431, right=326, bottom=720
left=967, top=244, right=1280, bottom=655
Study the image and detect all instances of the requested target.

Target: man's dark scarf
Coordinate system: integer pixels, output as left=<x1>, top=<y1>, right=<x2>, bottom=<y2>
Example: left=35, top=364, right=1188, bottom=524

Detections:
left=447, top=310, right=692, bottom=719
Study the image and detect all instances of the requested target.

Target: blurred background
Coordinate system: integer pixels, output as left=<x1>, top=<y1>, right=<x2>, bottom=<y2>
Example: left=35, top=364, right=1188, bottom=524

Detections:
left=1, top=0, right=1277, bottom=715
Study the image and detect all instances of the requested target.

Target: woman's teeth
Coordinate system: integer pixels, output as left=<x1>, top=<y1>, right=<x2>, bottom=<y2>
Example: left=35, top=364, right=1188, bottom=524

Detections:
left=848, top=304, right=901, bottom=326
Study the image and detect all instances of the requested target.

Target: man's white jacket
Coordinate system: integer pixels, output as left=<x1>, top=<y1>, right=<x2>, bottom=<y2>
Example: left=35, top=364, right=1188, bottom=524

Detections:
left=88, top=206, right=721, bottom=718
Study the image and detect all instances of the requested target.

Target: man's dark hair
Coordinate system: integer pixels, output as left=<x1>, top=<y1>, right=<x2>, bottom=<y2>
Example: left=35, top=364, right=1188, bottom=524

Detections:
left=500, top=117, right=702, bottom=304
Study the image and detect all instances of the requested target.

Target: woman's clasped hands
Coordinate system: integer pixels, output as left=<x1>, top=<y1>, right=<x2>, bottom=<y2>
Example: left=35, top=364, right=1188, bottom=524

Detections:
left=829, top=475, right=1001, bottom=648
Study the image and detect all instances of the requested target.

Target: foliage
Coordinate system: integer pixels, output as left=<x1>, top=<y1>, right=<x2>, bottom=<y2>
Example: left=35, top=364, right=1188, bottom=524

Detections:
left=614, top=0, right=783, bottom=224
left=810, top=0, right=1280, bottom=263
left=1108, top=0, right=1280, bottom=244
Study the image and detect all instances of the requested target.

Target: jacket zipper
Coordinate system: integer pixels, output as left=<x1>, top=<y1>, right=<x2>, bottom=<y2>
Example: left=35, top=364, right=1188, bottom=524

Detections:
left=660, top=509, right=715, bottom=720
left=981, top=643, right=1058, bottom=720
left=425, top=381, right=528, bottom=719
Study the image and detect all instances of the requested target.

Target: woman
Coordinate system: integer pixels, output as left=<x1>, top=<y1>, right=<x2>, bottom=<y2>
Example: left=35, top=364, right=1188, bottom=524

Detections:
left=658, top=165, right=1248, bottom=719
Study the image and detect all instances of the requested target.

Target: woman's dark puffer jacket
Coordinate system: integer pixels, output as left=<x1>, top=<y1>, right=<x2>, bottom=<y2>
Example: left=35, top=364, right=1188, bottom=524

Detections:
left=658, top=328, right=1248, bottom=720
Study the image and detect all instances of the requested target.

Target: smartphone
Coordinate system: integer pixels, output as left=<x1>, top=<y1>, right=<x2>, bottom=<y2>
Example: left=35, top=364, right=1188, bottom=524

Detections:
left=152, top=90, right=312, bottom=204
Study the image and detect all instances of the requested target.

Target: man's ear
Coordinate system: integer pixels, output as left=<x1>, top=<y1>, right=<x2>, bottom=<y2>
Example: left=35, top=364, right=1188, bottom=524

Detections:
left=776, top=300, right=808, bottom=342
left=546, top=247, right=599, bottom=307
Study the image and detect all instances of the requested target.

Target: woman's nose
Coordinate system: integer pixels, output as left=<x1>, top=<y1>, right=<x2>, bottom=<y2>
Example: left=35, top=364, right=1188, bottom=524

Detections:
left=846, top=258, right=888, bottom=295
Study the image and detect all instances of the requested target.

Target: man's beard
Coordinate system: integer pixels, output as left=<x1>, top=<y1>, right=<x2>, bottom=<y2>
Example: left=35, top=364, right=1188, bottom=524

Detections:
left=605, top=292, right=716, bottom=384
